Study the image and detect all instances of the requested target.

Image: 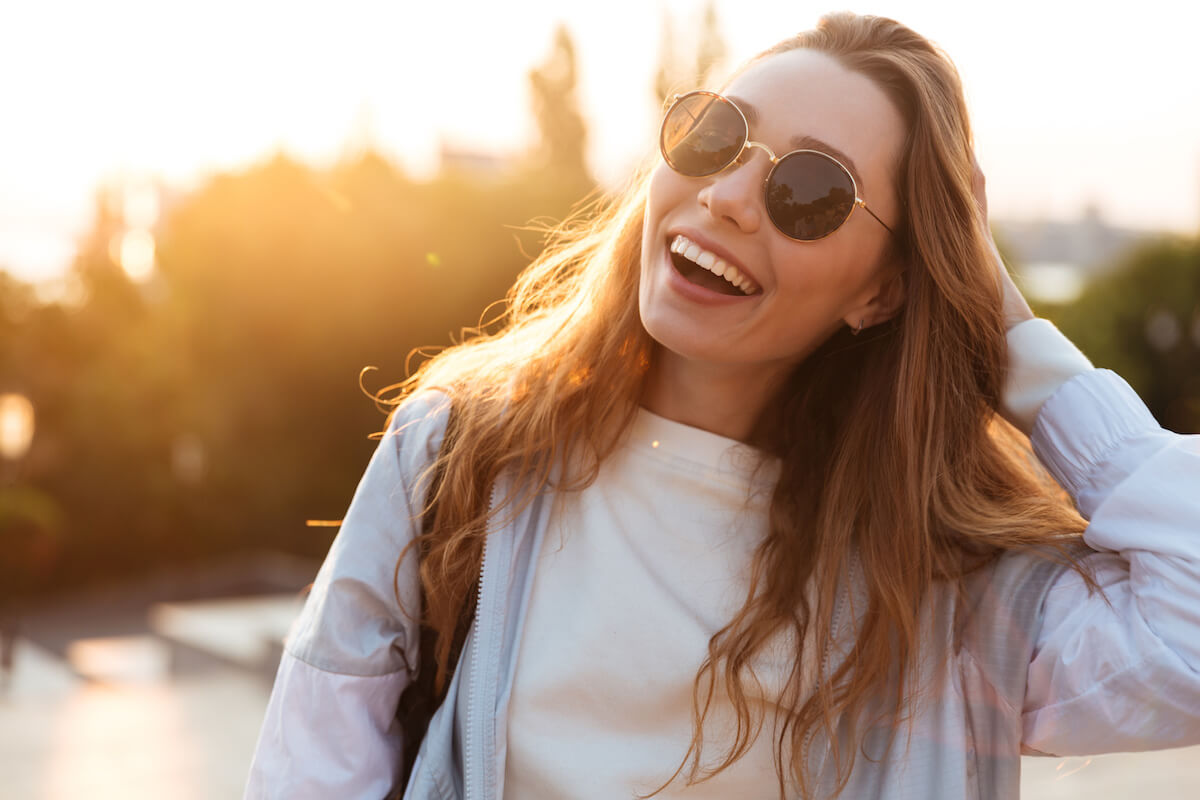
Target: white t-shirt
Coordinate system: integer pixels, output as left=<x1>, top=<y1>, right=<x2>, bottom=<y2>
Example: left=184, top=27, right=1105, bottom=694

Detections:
left=503, top=404, right=812, bottom=799
left=503, top=319, right=1096, bottom=799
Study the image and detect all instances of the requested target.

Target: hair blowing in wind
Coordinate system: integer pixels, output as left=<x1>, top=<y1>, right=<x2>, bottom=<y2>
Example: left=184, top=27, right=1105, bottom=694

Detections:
left=374, top=12, right=1101, bottom=799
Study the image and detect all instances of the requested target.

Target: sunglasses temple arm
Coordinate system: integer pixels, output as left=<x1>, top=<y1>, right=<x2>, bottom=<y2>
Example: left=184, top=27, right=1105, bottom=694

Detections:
left=858, top=200, right=896, bottom=237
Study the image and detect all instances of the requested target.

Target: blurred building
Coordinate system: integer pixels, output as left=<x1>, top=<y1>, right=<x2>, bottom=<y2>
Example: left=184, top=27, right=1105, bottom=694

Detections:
left=993, top=206, right=1154, bottom=304
left=437, top=140, right=514, bottom=178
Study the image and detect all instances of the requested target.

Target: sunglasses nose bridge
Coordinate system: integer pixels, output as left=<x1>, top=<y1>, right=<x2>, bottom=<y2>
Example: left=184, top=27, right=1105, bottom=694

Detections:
left=741, top=139, right=779, bottom=166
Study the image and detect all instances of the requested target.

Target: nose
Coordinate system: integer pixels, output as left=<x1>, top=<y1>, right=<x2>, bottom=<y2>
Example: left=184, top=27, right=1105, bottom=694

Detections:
left=696, top=148, right=767, bottom=234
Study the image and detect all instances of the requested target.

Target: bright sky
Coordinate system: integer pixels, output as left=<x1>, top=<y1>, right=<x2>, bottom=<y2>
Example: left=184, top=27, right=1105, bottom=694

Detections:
left=3, top=0, right=1200, bottom=284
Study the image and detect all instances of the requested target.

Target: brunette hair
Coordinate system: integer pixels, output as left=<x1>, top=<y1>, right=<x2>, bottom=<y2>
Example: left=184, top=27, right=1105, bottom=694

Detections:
left=375, top=11, right=1099, bottom=799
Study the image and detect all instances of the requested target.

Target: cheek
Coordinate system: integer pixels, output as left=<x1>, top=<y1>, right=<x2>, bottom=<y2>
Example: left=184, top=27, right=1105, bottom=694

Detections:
left=642, top=168, right=678, bottom=273
left=646, top=164, right=690, bottom=222
left=772, top=238, right=874, bottom=297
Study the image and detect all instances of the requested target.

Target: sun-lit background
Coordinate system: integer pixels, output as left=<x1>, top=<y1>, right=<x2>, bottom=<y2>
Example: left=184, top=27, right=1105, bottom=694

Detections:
left=2, top=1, right=1200, bottom=797
left=5, top=0, right=1200, bottom=286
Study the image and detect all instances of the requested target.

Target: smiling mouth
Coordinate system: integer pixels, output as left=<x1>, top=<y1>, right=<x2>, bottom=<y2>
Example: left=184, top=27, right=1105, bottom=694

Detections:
left=667, top=237, right=758, bottom=299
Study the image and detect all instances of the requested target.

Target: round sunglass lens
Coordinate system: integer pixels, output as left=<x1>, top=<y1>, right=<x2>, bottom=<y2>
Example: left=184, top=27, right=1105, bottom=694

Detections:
left=767, top=152, right=856, bottom=240
left=660, top=94, right=745, bottom=177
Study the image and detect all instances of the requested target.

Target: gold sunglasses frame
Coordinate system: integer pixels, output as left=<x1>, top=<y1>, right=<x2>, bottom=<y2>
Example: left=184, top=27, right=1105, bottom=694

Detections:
left=662, top=91, right=896, bottom=241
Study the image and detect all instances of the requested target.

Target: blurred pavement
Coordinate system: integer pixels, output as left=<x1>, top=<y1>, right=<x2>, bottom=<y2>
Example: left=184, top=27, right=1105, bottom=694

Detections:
left=0, top=593, right=301, bottom=800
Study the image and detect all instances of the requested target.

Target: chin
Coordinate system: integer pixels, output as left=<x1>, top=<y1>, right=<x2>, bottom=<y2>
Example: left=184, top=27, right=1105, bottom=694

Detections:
left=642, top=324, right=739, bottom=367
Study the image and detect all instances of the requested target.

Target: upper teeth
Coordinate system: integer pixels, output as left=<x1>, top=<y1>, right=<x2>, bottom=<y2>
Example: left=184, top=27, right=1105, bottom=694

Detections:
left=670, top=235, right=759, bottom=295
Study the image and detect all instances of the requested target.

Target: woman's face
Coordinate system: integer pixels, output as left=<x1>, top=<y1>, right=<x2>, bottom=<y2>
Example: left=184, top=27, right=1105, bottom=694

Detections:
left=639, top=48, right=908, bottom=374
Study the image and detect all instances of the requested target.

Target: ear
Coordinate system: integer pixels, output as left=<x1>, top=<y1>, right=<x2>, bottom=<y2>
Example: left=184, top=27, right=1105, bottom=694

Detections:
left=844, top=263, right=907, bottom=330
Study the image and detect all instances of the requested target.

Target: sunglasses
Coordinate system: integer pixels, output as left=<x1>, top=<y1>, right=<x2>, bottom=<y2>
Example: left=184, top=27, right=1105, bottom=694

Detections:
left=659, top=91, right=896, bottom=242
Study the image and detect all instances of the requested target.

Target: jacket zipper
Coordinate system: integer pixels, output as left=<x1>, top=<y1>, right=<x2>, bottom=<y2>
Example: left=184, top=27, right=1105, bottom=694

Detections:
left=463, top=479, right=499, bottom=800
left=803, top=554, right=851, bottom=785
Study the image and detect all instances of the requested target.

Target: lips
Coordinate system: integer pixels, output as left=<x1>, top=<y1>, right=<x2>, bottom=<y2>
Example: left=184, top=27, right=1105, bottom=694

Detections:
left=666, top=228, right=761, bottom=290
left=659, top=237, right=758, bottom=306
left=668, top=234, right=760, bottom=295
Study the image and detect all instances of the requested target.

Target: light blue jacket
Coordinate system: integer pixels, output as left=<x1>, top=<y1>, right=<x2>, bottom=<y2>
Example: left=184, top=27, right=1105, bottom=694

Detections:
left=245, top=366, right=1200, bottom=799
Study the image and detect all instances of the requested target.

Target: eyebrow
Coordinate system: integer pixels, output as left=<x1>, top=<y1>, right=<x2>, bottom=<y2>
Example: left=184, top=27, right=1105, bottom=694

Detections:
left=727, top=95, right=868, bottom=194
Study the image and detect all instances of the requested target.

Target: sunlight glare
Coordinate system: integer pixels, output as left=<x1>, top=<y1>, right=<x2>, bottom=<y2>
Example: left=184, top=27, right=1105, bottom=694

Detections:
left=42, top=681, right=198, bottom=800
left=122, top=183, right=160, bottom=230
left=118, top=230, right=157, bottom=282
left=3, top=1, right=1200, bottom=287
left=32, top=273, right=90, bottom=308
left=0, top=393, right=35, bottom=461
left=66, top=636, right=170, bottom=683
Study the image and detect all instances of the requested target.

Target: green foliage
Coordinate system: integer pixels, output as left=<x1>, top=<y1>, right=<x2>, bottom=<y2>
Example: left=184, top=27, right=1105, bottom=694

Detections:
left=1037, top=235, right=1200, bottom=432
left=0, top=486, right=65, bottom=598
left=2, top=145, right=596, bottom=602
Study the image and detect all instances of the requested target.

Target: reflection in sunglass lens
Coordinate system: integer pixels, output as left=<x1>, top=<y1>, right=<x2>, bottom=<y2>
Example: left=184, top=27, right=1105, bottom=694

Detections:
left=661, top=94, right=746, bottom=177
left=767, top=152, right=856, bottom=240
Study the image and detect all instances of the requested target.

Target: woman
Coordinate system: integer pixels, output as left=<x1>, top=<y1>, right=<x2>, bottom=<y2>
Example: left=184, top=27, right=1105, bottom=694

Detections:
left=245, top=12, right=1200, bottom=799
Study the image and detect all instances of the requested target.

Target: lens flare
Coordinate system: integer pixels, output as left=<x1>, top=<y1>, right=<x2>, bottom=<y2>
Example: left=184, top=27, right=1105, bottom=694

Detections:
left=0, top=393, right=35, bottom=461
left=118, top=230, right=156, bottom=282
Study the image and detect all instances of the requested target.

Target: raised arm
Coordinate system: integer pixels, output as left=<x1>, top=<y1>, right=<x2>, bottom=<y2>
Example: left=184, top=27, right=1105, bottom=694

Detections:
left=1020, top=368, right=1200, bottom=755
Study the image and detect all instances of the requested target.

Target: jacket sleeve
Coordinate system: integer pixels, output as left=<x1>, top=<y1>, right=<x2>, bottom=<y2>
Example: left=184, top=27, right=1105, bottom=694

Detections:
left=1020, top=368, right=1200, bottom=755
left=999, top=317, right=1096, bottom=437
left=244, top=389, right=453, bottom=799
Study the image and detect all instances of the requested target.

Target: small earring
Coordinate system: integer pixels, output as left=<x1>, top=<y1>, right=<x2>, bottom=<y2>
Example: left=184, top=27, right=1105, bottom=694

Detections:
left=851, top=318, right=864, bottom=336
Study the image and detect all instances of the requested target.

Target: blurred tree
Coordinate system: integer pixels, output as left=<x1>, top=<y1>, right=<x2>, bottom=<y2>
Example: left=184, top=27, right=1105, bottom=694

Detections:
left=696, top=2, right=728, bottom=87
left=3, top=23, right=605, bottom=600
left=1036, top=235, right=1200, bottom=433
left=3, top=145, right=604, bottom=600
left=0, top=486, right=64, bottom=604
left=527, top=24, right=592, bottom=190
left=0, top=272, right=35, bottom=383
left=26, top=183, right=194, bottom=587
left=653, top=8, right=683, bottom=108
left=653, top=1, right=729, bottom=107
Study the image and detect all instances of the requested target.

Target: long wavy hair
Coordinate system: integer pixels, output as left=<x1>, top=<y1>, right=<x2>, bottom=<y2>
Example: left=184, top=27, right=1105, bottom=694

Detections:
left=374, top=11, right=1099, bottom=799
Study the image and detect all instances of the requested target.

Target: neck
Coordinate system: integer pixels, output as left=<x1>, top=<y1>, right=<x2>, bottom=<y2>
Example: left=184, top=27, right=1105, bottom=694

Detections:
left=638, top=345, right=791, bottom=444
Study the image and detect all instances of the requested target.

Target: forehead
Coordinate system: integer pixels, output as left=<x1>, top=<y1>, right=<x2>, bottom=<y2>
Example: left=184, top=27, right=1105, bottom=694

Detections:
left=723, top=49, right=905, bottom=195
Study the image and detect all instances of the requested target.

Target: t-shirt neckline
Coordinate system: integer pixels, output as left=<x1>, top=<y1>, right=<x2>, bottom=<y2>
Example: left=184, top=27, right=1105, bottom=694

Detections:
left=629, top=405, right=780, bottom=488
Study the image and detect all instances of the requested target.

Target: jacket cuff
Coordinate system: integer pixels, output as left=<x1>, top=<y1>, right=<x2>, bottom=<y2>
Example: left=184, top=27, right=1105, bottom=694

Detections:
left=1030, top=369, right=1162, bottom=512
left=1001, top=318, right=1096, bottom=436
